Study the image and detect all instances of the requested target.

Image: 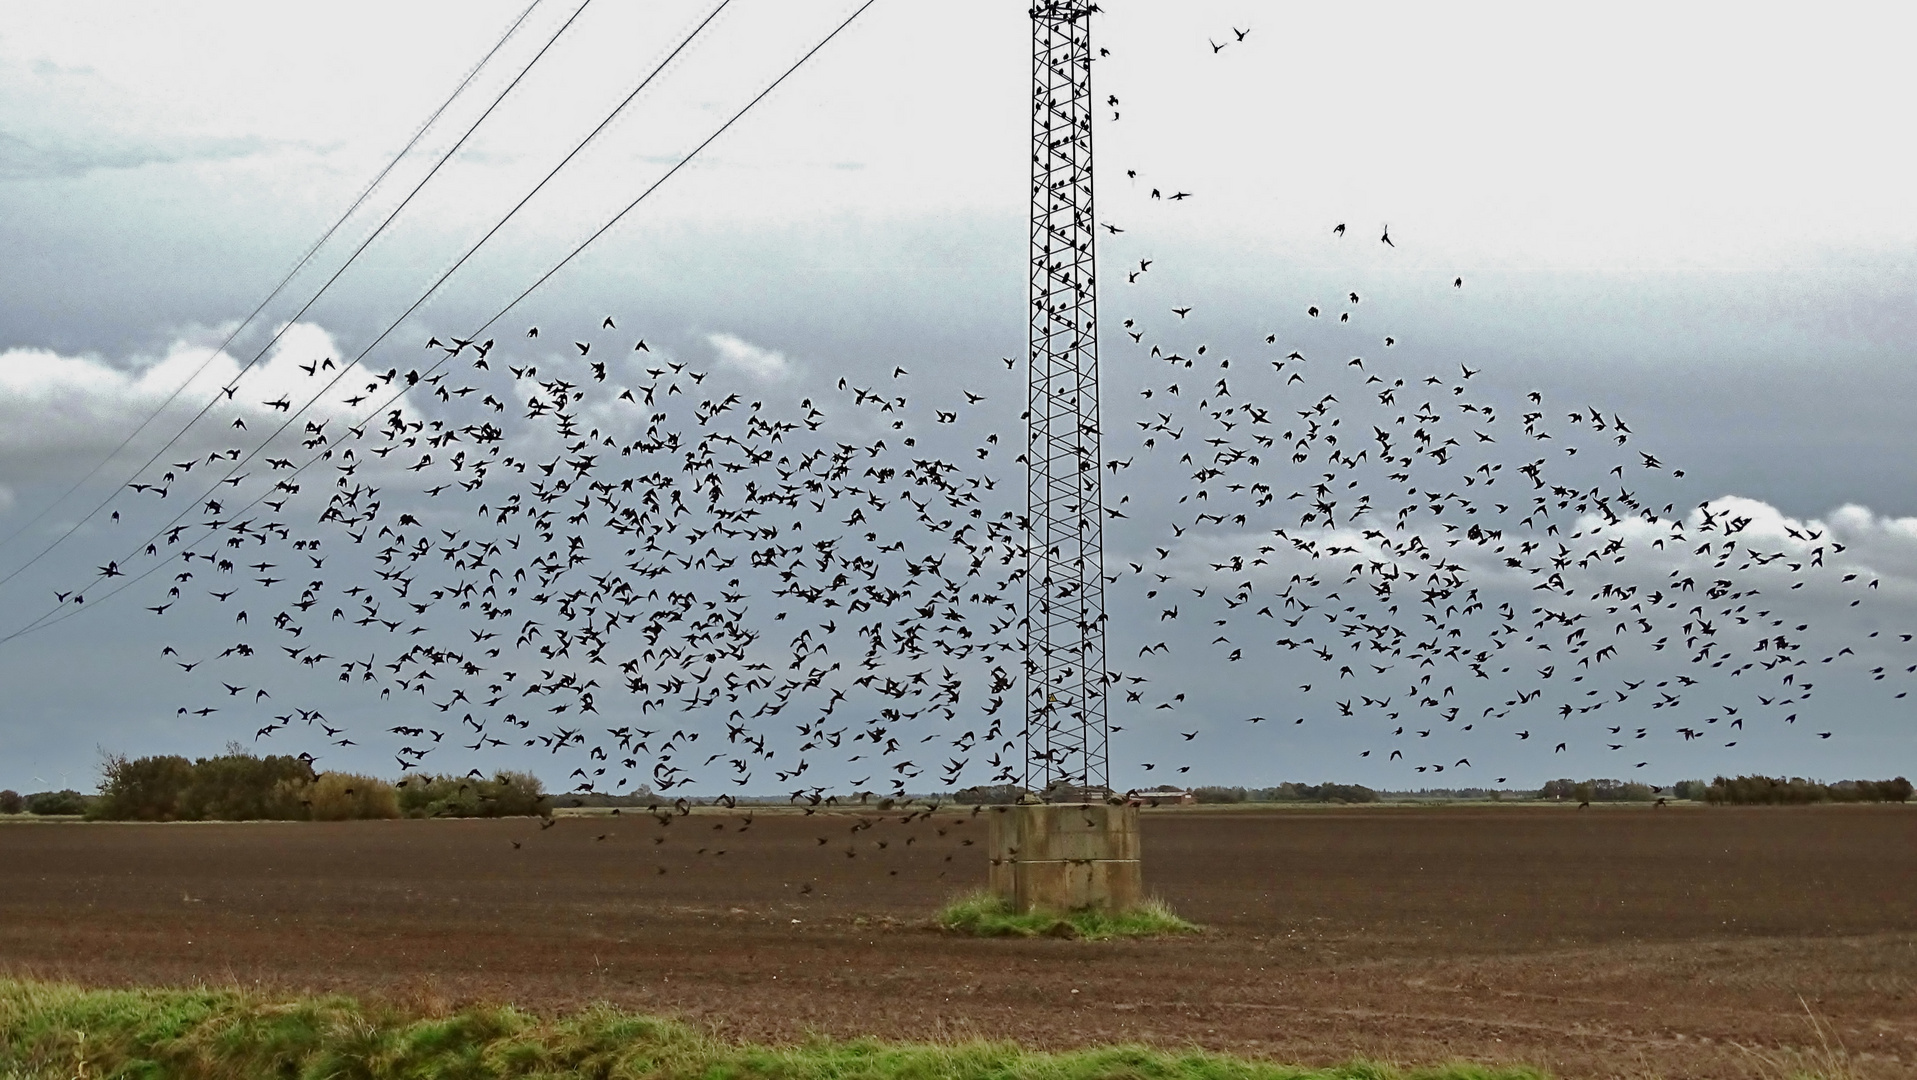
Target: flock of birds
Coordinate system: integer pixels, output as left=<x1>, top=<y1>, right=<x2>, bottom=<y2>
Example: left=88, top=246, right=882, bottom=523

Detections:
left=6, top=20, right=1908, bottom=866
left=1107, top=246, right=1901, bottom=781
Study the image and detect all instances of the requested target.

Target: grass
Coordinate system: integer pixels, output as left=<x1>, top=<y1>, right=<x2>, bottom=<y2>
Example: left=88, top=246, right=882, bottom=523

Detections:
left=1725, top=997, right=1868, bottom=1080
left=934, top=890, right=1201, bottom=940
left=0, top=979, right=1548, bottom=1080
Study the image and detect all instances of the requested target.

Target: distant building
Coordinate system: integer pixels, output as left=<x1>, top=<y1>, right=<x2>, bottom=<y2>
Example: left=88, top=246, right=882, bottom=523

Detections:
left=1040, top=782, right=1115, bottom=804
left=1127, top=789, right=1194, bottom=806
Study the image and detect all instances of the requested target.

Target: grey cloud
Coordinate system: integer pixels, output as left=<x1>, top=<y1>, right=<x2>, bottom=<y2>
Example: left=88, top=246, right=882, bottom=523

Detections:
left=0, top=127, right=270, bottom=180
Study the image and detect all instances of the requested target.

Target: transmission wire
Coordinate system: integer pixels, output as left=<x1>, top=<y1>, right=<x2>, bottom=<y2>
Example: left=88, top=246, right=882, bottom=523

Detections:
left=0, top=0, right=792, bottom=643
left=474, top=0, right=881, bottom=338
left=0, top=0, right=545, bottom=561
left=0, top=0, right=591, bottom=593
left=4, top=0, right=880, bottom=646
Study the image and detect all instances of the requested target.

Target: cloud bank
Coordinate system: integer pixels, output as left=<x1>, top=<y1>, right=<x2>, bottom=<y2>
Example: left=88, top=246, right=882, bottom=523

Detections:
left=0, top=322, right=372, bottom=490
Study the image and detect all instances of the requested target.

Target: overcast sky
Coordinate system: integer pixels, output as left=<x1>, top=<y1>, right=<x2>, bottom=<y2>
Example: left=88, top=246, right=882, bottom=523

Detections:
left=2, top=1, right=1914, bottom=795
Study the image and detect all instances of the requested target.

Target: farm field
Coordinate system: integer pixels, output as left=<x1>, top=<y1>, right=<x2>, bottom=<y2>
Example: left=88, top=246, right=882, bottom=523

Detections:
left=2, top=805, right=1913, bottom=1079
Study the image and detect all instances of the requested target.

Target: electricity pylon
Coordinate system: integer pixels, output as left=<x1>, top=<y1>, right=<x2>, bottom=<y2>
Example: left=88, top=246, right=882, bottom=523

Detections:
left=1023, top=1, right=1108, bottom=796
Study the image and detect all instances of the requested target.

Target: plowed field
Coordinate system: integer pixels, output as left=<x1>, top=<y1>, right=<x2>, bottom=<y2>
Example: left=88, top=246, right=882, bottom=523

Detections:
left=3, top=804, right=1913, bottom=1079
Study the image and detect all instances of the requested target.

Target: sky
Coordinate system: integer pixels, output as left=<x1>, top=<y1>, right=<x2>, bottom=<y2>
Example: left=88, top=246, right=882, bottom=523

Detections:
left=1, top=0, right=1914, bottom=795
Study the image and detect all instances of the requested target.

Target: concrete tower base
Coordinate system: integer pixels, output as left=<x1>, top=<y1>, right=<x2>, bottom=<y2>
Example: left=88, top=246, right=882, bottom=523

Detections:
left=987, top=802, right=1142, bottom=913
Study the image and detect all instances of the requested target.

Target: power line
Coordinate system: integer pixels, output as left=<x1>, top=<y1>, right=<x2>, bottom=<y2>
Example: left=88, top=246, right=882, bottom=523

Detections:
left=471, top=0, right=882, bottom=339
left=85, top=0, right=740, bottom=559
left=2, top=0, right=801, bottom=643
left=0, top=0, right=592, bottom=594
left=3, top=0, right=882, bottom=647
left=0, top=0, right=545, bottom=562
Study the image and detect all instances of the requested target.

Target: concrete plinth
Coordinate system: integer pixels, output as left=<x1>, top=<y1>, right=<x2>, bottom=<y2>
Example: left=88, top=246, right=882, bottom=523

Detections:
left=986, top=802, right=1141, bottom=913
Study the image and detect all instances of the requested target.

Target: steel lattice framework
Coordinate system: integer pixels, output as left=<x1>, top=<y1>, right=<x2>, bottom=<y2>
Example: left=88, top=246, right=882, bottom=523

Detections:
left=1023, top=1, right=1108, bottom=796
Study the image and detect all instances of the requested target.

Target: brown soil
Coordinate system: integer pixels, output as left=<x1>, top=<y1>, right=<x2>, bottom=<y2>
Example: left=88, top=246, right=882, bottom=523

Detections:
left=2, top=804, right=1913, bottom=1078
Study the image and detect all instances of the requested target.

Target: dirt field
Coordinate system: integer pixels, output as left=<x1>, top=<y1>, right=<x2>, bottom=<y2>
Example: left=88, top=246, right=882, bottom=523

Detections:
left=2, top=804, right=1913, bottom=1079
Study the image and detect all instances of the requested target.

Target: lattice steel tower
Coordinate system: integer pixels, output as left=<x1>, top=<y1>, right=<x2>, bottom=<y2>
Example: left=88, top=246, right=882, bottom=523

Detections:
left=1024, top=1, right=1108, bottom=795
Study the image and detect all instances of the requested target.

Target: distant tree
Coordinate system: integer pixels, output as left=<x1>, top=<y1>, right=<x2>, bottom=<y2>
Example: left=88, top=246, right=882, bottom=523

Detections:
left=303, top=773, right=400, bottom=821
left=1253, top=782, right=1377, bottom=803
left=1590, top=779, right=1656, bottom=803
left=94, top=753, right=197, bottom=821
left=1541, top=779, right=1648, bottom=804
left=0, top=790, right=20, bottom=814
left=89, top=750, right=409, bottom=821
left=394, top=772, right=548, bottom=818
left=177, top=752, right=313, bottom=821
left=1704, top=775, right=1913, bottom=805
left=559, top=788, right=657, bottom=808
left=25, top=790, right=90, bottom=815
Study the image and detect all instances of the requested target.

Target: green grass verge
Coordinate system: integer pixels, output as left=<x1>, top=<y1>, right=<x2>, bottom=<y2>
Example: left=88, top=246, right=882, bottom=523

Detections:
left=0, top=979, right=1548, bottom=1080
left=935, top=890, right=1202, bottom=940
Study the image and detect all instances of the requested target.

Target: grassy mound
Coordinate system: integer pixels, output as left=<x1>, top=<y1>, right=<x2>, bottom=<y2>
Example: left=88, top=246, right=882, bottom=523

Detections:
left=0, top=979, right=1544, bottom=1080
left=936, top=890, right=1201, bottom=940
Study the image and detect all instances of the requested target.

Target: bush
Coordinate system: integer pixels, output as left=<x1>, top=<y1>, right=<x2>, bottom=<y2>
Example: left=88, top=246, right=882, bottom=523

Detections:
left=0, top=790, right=20, bottom=814
left=24, top=790, right=89, bottom=816
left=302, top=773, right=400, bottom=821
left=396, top=772, right=547, bottom=818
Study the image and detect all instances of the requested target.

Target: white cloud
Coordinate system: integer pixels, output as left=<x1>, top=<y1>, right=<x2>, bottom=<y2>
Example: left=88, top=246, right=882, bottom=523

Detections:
left=0, top=322, right=396, bottom=484
left=706, top=332, right=792, bottom=382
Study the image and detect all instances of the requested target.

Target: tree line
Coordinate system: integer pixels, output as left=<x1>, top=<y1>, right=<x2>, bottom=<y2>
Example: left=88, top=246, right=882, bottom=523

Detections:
left=6, top=761, right=1907, bottom=818
left=1687, top=774, right=1911, bottom=805
left=0, top=749, right=550, bottom=821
